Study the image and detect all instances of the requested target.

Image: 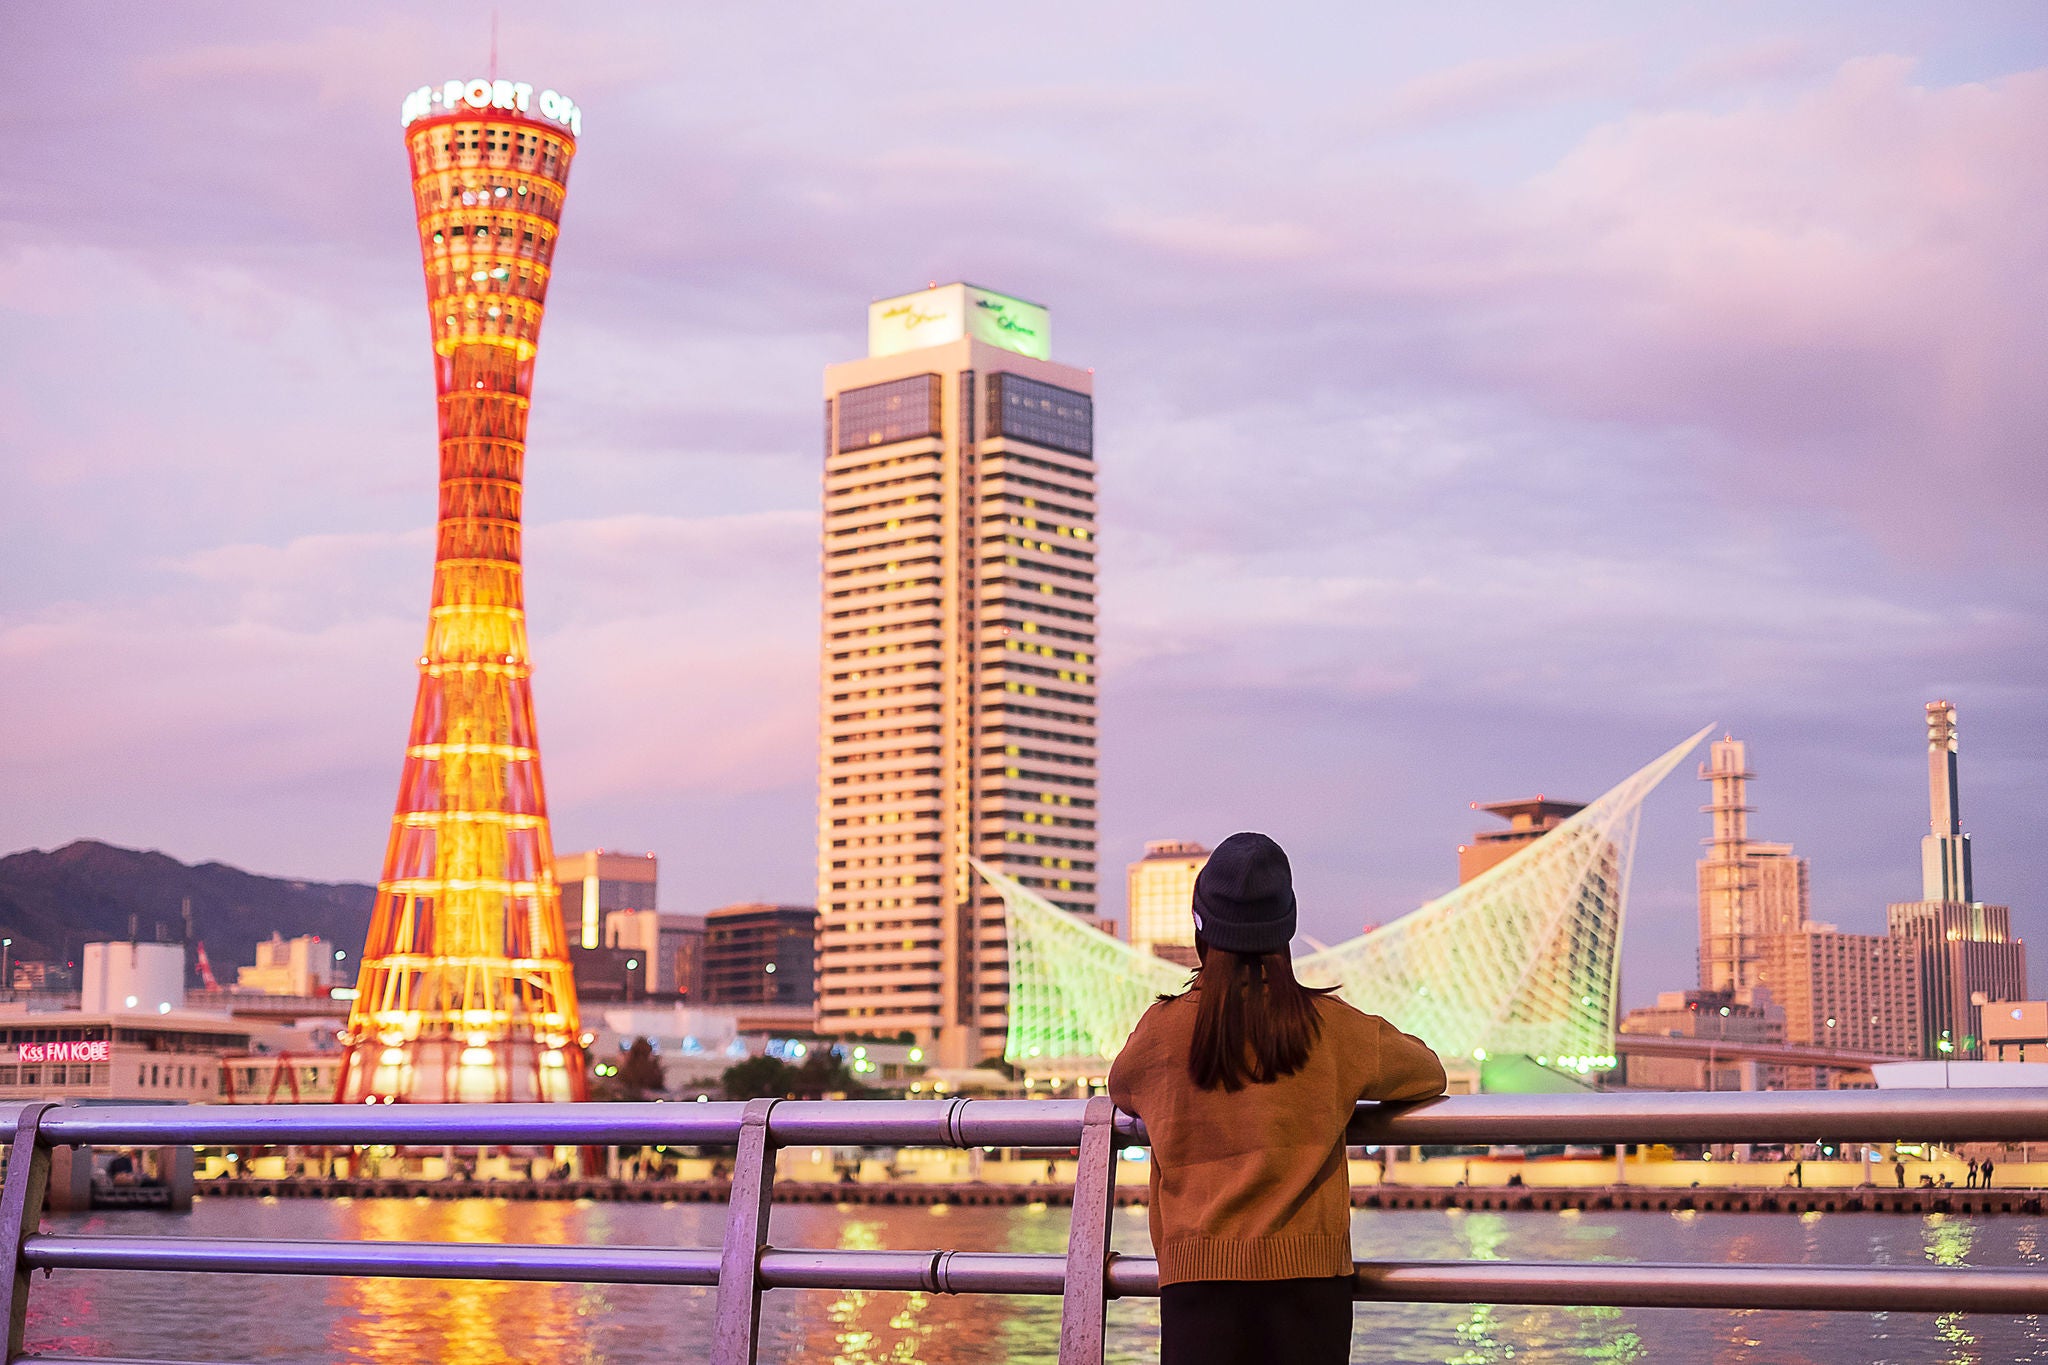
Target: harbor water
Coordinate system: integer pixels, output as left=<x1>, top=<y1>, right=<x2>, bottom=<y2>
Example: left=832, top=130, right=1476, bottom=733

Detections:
left=26, top=1198, right=2048, bottom=1363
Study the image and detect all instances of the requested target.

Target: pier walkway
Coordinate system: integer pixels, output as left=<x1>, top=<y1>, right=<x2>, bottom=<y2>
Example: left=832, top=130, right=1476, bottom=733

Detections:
left=8, top=1089, right=2048, bottom=1364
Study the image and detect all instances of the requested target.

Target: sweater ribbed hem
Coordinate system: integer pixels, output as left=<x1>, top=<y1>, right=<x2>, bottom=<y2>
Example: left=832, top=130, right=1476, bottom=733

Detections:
left=1156, top=1234, right=1354, bottom=1286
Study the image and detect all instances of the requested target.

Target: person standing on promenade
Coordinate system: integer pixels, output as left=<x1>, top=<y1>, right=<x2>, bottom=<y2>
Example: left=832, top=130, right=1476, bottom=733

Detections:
left=1982, top=1158, right=1995, bottom=1188
left=1968, top=1158, right=1979, bottom=1188
left=1895, top=1158, right=1906, bottom=1189
left=1108, top=832, right=1448, bottom=1365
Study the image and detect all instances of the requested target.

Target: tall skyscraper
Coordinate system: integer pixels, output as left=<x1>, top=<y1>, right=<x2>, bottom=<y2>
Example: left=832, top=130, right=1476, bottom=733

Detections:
left=1697, top=736, right=1810, bottom=992
left=338, top=78, right=586, bottom=1104
left=816, top=283, right=1098, bottom=1066
left=1887, top=701, right=2025, bottom=1057
left=1921, top=700, right=1973, bottom=902
left=1127, top=840, right=1209, bottom=966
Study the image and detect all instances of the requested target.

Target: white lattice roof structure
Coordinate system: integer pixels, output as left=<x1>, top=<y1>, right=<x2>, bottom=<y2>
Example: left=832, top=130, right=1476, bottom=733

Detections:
left=981, top=727, right=1710, bottom=1082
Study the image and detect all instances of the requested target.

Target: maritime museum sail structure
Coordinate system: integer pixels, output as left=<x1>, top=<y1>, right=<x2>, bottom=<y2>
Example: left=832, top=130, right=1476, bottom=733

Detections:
left=986, top=727, right=1711, bottom=1083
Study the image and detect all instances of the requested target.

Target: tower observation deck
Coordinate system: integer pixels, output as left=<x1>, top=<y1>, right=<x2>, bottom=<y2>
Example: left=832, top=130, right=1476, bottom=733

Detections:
left=337, top=78, right=586, bottom=1103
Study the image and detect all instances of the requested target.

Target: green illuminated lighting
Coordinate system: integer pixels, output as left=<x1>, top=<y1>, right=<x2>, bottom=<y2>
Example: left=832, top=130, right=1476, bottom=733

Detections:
left=986, top=728, right=1710, bottom=1078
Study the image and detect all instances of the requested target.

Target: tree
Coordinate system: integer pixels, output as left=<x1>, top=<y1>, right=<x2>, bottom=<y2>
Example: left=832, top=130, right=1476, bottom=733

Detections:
left=589, top=1036, right=668, bottom=1101
left=721, top=1055, right=796, bottom=1100
left=618, top=1037, right=666, bottom=1098
left=793, top=1049, right=868, bottom=1099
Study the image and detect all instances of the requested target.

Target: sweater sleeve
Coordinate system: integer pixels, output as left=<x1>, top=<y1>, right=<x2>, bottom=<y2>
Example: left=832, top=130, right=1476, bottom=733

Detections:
left=1107, top=1006, right=1154, bottom=1115
left=1362, top=1017, right=1448, bottom=1102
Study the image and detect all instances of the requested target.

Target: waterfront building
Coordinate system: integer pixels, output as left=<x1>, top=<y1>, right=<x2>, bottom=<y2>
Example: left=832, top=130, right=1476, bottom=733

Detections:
left=234, top=933, right=336, bottom=997
left=1618, top=988, right=1786, bottom=1090
left=0, top=1009, right=262, bottom=1104
left=1752, top=925, right=1922, bottom=1059
left=1697, top=736, right=1810, bottom=993
left=1126, top=840, right=1208, bottom=966
left=555, top=849, right=659, bottom=952
left=1458, top=798, right=1585, bottom=884
left=816, top=283, right=1099, bottom=1067
left=80, top=941, right=185, bottom=1016
left=704, top=903, right=818, bottom=1008
left=604, top=908, right=705, bottom=998
left=1980, top=1000, right=2048, bottom=1062
left=992, top=728, right=1711, bottom=1084
left=1886, top=701, right=2026, bottom=1058
left=338, top=76, right=588, bottom=1103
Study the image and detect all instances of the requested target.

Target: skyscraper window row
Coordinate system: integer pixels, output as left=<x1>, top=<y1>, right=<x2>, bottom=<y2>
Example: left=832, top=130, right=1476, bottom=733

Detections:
left=827, top=583, right=944, bottom=605
left=987, top=555, right=1095, bottom=584
left=834, top=374, right=945, bottom=452
left=982, top=507, right=1094, bottom=539
left=985, top=725, right=1095, bottom=750
left=826, top=560, right=945, bottom=584
left=982, top=744, right=1096, bottom=768
left=828, top=463, right=944, bottom=493
left=826, top=529, right=945, bottom=561
left=989, top=681, right=1093, bottom=706
left=832, top=596, right=944, bottom=619
left=825, top=452, right=945, bottom=491
left=981, top=487, right=1093, bottom=519
left=983, top=597, right=1094, bottom=625
left=832, top=491, right=943, bottom=522
left=988, top=623, right=1094, bottom=649
left=984, top=374, right=1093, bottom=457
left=828, top=513, right=947, bottom=546
left=994, top=534, right=1095, bottom=565
left=980, top=449, right=1094, bottom=484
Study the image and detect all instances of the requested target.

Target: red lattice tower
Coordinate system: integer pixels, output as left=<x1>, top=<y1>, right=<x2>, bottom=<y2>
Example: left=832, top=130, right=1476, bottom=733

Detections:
left=338, top=79, right=587, bottom=1103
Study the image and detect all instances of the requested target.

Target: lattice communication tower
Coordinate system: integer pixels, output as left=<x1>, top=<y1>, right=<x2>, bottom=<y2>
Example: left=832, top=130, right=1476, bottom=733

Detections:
left=337, top=79, right=586, bottom=1103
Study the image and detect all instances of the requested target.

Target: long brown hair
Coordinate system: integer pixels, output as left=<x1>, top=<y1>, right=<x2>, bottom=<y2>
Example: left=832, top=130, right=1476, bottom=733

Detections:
left=1174, top=941, right=1339, bottom=1092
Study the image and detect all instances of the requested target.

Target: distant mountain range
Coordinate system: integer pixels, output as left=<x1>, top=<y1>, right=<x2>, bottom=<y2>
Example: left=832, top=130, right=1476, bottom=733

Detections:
left=0, top=840, right=375, bottom=982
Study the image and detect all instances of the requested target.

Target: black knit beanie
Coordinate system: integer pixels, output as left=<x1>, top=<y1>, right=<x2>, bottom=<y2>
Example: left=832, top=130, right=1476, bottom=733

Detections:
left=1191, top=832, right=1297, bottom=955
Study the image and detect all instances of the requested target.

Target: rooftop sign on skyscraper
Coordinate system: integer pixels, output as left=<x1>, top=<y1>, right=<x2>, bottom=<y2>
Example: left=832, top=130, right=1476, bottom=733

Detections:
left=867, top=283, right=1051, bottom=361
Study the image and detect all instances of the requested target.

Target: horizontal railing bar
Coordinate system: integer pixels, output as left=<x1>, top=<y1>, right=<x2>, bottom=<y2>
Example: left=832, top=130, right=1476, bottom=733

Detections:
left=1343, top=1261, right=2048, bottom=1314
left=769, top=1098, right=1095, bottom=1149
left=33, top=1102, right=753, bottom=1148
left=24, top=1234, right=722, bottom=1285
left=1342, top=1089, right=2048, bottom=1145
left=27, top=1235, right=2048, bottom=1315
left=14, top=1089, right=2048, bottom=1153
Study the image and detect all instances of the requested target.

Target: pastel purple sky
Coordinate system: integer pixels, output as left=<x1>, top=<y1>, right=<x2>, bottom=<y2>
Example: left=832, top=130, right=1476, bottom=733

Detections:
left=2, top=5, right=2043, bottom=1006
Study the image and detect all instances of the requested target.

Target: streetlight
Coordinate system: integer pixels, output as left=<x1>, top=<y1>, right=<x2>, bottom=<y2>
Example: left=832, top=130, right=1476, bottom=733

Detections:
left=1, top=938, right=10, bottom=990
left=1938, top=1034, right=1955, bottom=1089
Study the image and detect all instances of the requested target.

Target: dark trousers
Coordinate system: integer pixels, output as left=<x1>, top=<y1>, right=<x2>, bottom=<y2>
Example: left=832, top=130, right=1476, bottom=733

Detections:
left=1159, top=1275, right=1354, bottom=1365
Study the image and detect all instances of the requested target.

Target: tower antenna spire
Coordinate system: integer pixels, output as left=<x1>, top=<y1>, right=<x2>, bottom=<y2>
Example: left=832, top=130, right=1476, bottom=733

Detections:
left=488, top=10, right=499, bottom=82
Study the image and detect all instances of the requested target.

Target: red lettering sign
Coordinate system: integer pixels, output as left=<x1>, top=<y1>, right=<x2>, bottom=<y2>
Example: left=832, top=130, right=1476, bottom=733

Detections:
left=17, top=1041, right=110, bottom=1064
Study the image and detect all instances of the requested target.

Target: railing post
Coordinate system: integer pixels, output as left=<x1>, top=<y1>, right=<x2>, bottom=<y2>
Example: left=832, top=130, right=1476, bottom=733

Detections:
left=1058, top=1095, right=1119, bottom=1365
left=2, top=1102, right=56, bottom=1361
left=710, top=1097, right=779, bottom=1365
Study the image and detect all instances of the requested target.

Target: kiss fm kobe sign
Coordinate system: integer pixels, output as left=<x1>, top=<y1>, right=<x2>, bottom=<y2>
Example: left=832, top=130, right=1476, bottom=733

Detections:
left=868, top=284, right=1052, bottom=362
left=401, top=78, right=582, bottom=136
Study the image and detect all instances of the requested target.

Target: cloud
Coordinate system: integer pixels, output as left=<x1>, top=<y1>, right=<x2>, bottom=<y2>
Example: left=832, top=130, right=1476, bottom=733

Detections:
left=1363, top=45, right=1625, bottom=133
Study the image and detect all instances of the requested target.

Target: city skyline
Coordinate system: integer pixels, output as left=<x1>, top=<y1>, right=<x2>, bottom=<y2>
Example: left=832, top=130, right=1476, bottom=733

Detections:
left=3, top=4, right=2044, bottom=1013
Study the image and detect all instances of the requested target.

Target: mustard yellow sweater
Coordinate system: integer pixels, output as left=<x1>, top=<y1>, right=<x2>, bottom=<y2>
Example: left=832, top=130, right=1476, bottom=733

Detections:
left=1106, top=993, right=1446, bottom=1285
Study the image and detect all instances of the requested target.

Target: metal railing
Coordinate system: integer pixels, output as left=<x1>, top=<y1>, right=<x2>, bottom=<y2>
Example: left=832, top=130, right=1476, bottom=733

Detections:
left=7, top=1089, right=2048, bottom=1364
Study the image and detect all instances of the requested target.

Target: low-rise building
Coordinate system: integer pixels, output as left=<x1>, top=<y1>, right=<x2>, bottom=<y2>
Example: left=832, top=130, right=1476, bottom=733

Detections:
left=704, top=903, right=817, bottom=1007
left=0, top=1010, right=263, bottom=1104
left=1619, top=988, right=1786, bottom=1090
left=235, top=933, right=337, bottom=997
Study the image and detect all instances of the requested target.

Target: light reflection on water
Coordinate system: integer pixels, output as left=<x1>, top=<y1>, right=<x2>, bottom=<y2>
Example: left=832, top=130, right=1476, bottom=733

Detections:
left=25, top=1200, right=2048, bottom=1364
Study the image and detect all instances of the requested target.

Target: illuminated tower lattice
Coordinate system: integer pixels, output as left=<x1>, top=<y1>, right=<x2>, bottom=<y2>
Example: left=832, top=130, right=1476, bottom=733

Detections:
left=338, top=78, right=586, bottom=1103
